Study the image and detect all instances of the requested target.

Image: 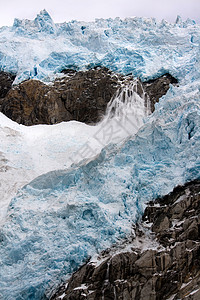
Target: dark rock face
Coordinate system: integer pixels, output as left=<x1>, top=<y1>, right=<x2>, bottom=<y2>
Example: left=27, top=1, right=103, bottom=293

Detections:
left=143, top=73, right=178, bottom=112
left=0, top=79, right=70, bottom=125
left=55, top=67, right=121, bottom=124
left=0, top=68, right=177, bottom=125
left=0, top=71, right=16, bottom=101
left=50, top=180, right=200, bottom=300
left=0, top=68, right=121, bottom=125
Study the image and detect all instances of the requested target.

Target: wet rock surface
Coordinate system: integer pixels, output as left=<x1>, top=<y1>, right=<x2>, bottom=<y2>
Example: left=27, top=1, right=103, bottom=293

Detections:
left=0, top=71, right=16, bottom=101
left=50, top=180, right=200, bottom=300
left=143, top=73, right=178, bottom=112
left=0, top=68, right=122, bottom=125
left=0, top=68, right=177, bottom=125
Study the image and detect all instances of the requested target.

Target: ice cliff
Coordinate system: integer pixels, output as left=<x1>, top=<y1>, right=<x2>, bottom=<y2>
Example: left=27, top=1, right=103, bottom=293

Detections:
left=0, top=10, right=199, bottom=83
left=0, top=10, right=200, bottom=300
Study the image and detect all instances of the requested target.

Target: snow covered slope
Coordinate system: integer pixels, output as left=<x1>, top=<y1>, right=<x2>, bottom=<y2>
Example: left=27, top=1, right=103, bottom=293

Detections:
left=0, top=10, right=199, bottom=83
left=0, top=82, right=146, bottom=226
left=0, top=81, right=200, bottom=299
left=0, top=10, right=200, bottom=300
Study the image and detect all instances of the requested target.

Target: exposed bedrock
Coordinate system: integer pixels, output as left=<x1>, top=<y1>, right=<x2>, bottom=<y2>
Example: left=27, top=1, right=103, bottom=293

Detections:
left=143, top=73, right=178, bottom=112
left=0, top=68, right=178, bottom=125
left=0, top=71, right=16, bottom=100
left=50, top=180, right=200, bottom=300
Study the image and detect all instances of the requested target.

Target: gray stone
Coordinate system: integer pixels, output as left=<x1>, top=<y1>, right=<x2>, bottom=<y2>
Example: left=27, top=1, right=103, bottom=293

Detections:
left=50, top=179, right=200, bottom=300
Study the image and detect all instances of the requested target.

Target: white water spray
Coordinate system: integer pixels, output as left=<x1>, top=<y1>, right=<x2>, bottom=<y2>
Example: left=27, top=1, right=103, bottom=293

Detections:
left=99, top=79, right=151, bottom=141
left=69, top=80, right=151, bottom=164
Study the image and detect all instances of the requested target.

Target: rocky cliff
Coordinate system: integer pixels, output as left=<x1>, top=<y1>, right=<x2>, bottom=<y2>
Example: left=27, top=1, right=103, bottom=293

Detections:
left=0, top=71, right=16, bottom=99
left=0, top=68, right=177, bottom=125
left=50, top=180, right=200, bottom=300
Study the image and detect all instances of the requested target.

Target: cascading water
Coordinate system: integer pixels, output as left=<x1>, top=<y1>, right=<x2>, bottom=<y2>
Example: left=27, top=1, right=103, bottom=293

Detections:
left=98, top=79, right=151, bottom=143
left=69, top=79, right=150, bottom=164
left=0, top=79, right=152, bottom=300
left=106, top=79, right=150, bottom=121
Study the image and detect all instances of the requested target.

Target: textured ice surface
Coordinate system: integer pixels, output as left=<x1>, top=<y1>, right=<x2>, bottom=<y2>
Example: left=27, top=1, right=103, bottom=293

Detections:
left=0, top=81, right=200, bottom=299
left=0, top=11, right=200, bottom=300
left=0, top=10, right=199, bottom=83
left=0, top=82, right=147, bottom=226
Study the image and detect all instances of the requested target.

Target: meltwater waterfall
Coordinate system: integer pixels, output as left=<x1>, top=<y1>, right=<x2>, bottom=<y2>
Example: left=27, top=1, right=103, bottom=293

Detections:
left=0, top=80, right=151, bottom=300
left=0, top=79, right=199, bottom=300
left=106, top=80, right=150, bottom=121
left=70, top=80, right=150, bottom=164
left=0, top=10, right=200, bottom=300
left=98, top=80, right=151, bottom=143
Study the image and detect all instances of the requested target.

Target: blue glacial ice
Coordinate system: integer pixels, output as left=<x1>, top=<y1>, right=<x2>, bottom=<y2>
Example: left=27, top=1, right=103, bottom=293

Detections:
left=0, top=81, right=200, bottom=299
left=0, top=10, right=200, bottom=300
left=0, top=10, right=199, bottom=83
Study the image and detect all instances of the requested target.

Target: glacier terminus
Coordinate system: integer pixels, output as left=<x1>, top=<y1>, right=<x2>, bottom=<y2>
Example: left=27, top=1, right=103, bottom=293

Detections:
left=0, top=10, right=199, bottom=300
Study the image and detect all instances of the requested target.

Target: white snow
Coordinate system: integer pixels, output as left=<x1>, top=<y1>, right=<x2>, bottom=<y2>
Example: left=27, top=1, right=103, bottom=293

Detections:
left=58, top=293, right=66, bottom=299
left=188, top=288, right=200, bottom=296
left=0, top=11, right=200, bottom=300
left=0, top=78, right=200, bottom=300
left=180, top=280, right=193, bottom=289
left=174, top=194, right=187, bottom=204
left=0, top=82, right=147, bottom=225
left=74, top=284, right=88, bottom=291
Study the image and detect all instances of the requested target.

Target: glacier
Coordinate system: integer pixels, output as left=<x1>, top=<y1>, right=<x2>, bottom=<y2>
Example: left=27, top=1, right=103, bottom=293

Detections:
left=0, top=81, right=147, bottom=226
left=0, top=82, right=200, bottom=299
left=0, top=10, right=199, bottom=83
left=0, top=10, right=200, bottom=300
